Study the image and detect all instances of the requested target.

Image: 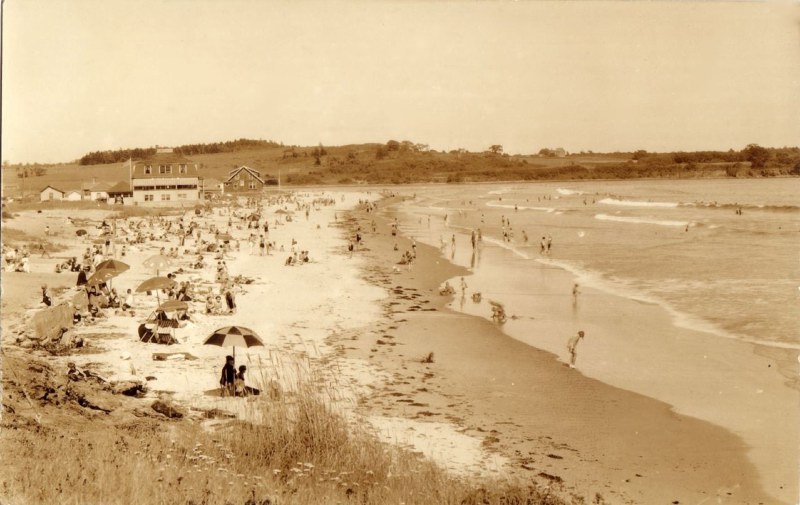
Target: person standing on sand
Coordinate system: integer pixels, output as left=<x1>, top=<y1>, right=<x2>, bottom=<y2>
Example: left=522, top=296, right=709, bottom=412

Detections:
left=572, top=283, right=580, bottom=302
left=220, top=355, right=236, bottom=396
left=567, top=331, right=585, bottom=368
left=460, top=277, right=468, bottom=294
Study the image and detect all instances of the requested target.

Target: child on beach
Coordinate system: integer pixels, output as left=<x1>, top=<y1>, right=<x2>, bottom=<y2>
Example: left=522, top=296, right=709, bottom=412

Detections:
left=41, top=285, right=52, bottom=307
left=567, top=331, right=585, bottom=368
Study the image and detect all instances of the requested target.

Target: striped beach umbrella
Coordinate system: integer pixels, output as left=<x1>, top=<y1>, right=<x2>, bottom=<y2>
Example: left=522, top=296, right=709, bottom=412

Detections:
left=203, top=326, right=264, bottom=358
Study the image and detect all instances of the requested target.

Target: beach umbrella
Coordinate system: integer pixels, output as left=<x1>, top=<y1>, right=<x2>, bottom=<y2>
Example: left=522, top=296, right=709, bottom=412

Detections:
left=86, top=268, right=119, bottom=286
left=75, top=229, right=88, bottom=237
left=95, top=259, right=130, bottom=275
left=136, top=276, right=176, bottom=293
left=157, top=300, right=188, bottom=312
left=203, top=325, right=264, bottom=358
left=216, top=233, right=233, bottom=242
left=143, top=254, right=173, bottom=275
left=136, top=276, right=177, bottom=305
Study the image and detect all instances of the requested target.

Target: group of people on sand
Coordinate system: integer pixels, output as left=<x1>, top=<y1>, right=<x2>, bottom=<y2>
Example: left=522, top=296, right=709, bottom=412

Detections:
left=219, top=355, right=259, bottom=397
left=205, top=288, right=237, bottom=315
left=3, top=245, right=31, bottom=273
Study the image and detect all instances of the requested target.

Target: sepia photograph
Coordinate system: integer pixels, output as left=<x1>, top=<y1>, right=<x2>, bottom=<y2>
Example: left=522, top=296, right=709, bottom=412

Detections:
left=1, top=1, right=798, bottom=504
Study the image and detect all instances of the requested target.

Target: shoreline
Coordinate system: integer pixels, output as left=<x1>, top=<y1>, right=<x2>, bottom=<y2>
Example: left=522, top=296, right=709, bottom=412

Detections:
left=0, top=190, right=791, bottom=504
left=342, top=195, right=776, bottom=504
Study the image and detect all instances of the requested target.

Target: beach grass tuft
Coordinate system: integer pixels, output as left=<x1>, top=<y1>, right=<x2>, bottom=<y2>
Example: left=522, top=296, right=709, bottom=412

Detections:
left=0, top=373, right=566, bottom=505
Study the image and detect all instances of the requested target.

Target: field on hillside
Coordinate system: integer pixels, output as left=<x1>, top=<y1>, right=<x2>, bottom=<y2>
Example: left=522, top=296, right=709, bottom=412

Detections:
left=5, top=142, right=793, bottom=201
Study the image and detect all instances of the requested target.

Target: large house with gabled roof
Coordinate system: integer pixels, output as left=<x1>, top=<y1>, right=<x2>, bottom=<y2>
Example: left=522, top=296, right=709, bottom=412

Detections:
left=130, top=148, right=200, bottom=204
left=224, top=165, right=267, bottom=193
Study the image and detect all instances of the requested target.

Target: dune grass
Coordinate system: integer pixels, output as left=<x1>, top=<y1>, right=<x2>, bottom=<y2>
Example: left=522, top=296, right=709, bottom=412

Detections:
left=0, top=374, right=568, bottom=505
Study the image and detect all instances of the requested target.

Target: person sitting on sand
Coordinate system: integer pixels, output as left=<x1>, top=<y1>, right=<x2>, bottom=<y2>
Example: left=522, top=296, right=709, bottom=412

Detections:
left=17, top=255, right=30, bottom=273
left=4, top=247, right=17, bottom=271
left=220, top=355, right=236, bottom=396
left=76, top=266, right=89, bottom=287
left=41, top=285, right=52, bottom=307
left=108, top=289, right=121, bottom=309
left=88, top=303, right=104, bottom=319
left=122, top=289, right=135, bottom=310
left=234, top=365, right=260, bottom=397
left=439, top=282, right=456, bottom=296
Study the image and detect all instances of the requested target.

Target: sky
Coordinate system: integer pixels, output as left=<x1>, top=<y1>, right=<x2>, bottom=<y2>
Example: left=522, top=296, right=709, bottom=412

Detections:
left=2, top=0, right=799, bottom=163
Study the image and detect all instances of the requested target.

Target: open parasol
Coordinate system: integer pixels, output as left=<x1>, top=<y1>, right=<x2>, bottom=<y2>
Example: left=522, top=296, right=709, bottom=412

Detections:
left=86, top=268, right=119, bottom=286
left=95, top=259, right=130, bottom=275
left=202, top=325, right=264, bottom=358
left=157, top=300, right=188, bottom=312
left=142, top=254, right=173, bottom=275
left=136, top=276, right=177, bottom=305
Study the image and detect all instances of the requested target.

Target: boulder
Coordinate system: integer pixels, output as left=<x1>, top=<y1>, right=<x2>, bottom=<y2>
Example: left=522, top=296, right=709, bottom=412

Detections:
left=111, top=381, right=146, bottom=397
left=151, top=400, right=185, bottom=419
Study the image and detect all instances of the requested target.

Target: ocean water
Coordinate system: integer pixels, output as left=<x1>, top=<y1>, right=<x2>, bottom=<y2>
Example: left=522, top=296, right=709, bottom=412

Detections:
left=394, top=178, right=800, bottom=350
left=386, top=178, right=800, bottom=502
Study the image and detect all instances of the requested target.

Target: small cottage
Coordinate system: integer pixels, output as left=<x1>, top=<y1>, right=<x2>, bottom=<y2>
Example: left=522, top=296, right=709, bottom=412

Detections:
left=40, top=186, right=65, bottom=202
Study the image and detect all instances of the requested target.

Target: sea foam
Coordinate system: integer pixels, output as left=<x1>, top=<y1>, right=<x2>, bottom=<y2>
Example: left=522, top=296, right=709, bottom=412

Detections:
left=486, top=201, right=555, bottom=212
left=556, top=188, right=585, bottom=195
left=595, top=213, right=687, bottom=227
left=537, top=258, right=800, bottom=351
left=599, top=197, right=680, bottom=208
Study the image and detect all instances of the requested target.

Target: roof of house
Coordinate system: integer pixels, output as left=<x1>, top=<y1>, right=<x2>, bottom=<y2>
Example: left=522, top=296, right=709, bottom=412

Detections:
left=224, top=166, right=265, bottom=185
left=41, top=185, right=64, bottom=194
left=106, top=181, right=132, bottom=194
left=131, top=153, right=198, bottom=179
left=87, top=181, right=114, bottom=192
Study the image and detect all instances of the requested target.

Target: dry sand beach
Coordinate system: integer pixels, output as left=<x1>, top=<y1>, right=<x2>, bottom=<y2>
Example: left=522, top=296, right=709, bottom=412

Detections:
left=1, top=188, right=789, bottom=504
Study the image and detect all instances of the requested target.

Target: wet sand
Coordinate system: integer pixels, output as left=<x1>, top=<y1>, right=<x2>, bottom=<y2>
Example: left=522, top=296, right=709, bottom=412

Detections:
left=343, top=195, right=774, bottom=504
left=0, top=193, right=785, bottom=504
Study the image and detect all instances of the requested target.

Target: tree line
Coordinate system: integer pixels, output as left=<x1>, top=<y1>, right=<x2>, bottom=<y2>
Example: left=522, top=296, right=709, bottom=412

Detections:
left=78, top=139, right=282, bottom=165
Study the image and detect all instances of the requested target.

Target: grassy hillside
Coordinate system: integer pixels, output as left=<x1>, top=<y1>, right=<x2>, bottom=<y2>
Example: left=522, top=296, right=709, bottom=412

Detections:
left=3, top=142, right=798, bottom=200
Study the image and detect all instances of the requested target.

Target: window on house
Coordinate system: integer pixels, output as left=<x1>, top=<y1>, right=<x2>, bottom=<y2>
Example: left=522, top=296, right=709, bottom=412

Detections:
left=177, top=193, right=187, bottom=199
left=144, top=165, right=152, bottom=175
left=179, top=164, right=187, bottom=174
left=161, top=194, right=171, bottom=201
left=159, top=165, right=165, bottom=174
left=49, top=193, right=55, bottom=200
left=166, top=165, right=172, bottom=174
left=144, top=194, right=154, bottom=202
left=239, top=180, right=245, bottom=187
left=249, top=182, right=257, bottom=189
